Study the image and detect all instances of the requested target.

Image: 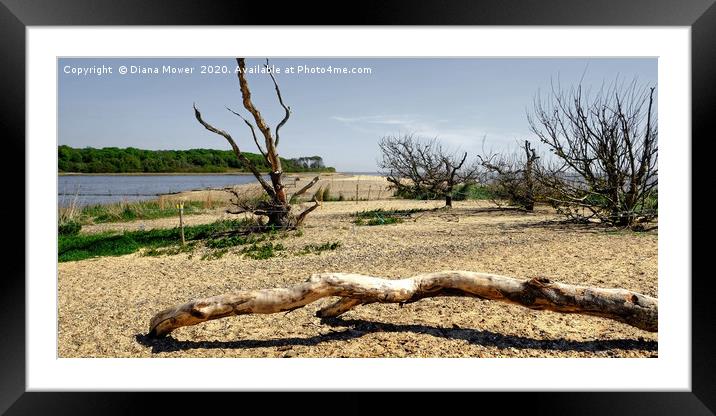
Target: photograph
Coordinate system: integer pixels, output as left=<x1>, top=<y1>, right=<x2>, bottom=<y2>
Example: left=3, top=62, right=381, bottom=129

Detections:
left=2, top=0, right=709, bottom=409
left=57, top=56, right=659, bottom=359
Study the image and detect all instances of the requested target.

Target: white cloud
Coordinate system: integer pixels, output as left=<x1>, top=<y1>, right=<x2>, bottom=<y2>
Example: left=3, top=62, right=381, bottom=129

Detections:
left=331, top=114, right=418, bottom=125
left=331, top=113, right=530, bottom=155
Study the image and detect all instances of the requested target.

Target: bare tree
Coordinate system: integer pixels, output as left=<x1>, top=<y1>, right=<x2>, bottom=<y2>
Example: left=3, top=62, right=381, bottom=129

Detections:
left=479, top=140, right=541, bottom=211
left=528, top=78, right=658, bottom=227
left=193, top=58, right=320, bottom=229
left=378, top=134, right=478, bottom=208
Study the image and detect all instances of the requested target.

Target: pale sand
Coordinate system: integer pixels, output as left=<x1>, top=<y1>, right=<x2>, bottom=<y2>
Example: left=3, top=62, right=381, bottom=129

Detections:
left=59, top=177, right=658, bottom=358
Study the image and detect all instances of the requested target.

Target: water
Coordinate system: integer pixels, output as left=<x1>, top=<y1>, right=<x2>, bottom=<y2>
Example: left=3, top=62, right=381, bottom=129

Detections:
left=58, top=174, right=266, bottom=207
left=341, top=172, right=383, bottom=176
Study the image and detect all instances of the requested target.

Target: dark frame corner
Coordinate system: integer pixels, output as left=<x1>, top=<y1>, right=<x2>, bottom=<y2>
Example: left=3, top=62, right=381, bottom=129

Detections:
left=2, top=0, right=713, bottom=414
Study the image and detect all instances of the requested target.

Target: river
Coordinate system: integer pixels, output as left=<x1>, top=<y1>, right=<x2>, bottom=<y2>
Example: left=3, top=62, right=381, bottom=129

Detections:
left=58, top=172, right=383, bottom=207
left=58, top=174, right=266, bottom=207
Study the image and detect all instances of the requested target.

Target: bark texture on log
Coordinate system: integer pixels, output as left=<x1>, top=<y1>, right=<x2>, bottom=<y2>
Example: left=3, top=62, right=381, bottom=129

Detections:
left=148, top=271, right=657, bottom=338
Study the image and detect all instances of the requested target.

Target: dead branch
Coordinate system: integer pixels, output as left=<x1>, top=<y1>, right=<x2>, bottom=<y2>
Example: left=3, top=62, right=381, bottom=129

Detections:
left=265, top=58, right=291, bottom=148
left=294, top=196, right=321, bottom=226
left=290, top=176, right=320, bottom=200
left=148, top=271, right=658, bottom=338
left=226, top=106, right=269, bottom=163
left=236, top=59, right=280, bottom=170
left=193, top=104, right=275, bottom=198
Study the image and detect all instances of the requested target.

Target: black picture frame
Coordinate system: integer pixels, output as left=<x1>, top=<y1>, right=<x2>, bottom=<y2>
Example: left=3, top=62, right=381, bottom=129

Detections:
left=2, top=0, right=712, bottom=414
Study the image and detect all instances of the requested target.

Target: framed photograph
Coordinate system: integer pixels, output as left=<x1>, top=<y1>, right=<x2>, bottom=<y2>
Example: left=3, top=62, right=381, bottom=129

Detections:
left=4, top=0, right=713, bottom=413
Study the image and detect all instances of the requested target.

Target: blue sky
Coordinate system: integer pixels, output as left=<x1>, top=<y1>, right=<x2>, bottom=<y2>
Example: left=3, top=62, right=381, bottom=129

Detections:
left=58, top=57, right=657, bottom=171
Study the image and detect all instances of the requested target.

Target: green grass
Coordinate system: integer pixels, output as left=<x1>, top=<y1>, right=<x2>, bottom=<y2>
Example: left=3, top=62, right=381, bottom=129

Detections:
left=354, top=216, right=402, bottom=226
left=201, top=248, right=229, bottom=260
left=59, top=232, right=144, bottom=262
left=58, top=215, right=343, bottom=262
left=58, top=221, right=82, bottom=236
left=240, top=242, right=285, bottom=260
left=298, top=241, right=342, bottom=255
left=638, top=191, right=658, bottom=212
left=205, top=233, right=267, bottom=249
left=394, top=183, right=495, bottom=201
left=78, top=200, right=206, bottom=224
left=452, top=183, right=494, bottom=201
left=143, top=243, right=196, bottom=257
left=604, top=227, right=657, bottom=236
left=352, top=208, right=428, bottom=226
left=58, top=218, right=254, bottom=262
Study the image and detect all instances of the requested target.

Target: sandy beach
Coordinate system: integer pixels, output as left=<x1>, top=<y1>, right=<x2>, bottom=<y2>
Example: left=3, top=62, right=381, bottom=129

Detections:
left=58, top=174, right=658, bottom=358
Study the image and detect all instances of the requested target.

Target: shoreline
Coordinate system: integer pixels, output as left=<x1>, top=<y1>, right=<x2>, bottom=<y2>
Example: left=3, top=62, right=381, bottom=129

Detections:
left=58, top=172, right=390, bottom=207
left=59, top=171, right=341, bottom=177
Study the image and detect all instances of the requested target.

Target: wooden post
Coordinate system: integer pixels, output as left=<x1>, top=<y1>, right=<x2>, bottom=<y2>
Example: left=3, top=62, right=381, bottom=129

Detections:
left=377, top=187, right=383, bottom=200
left=177, top=202, right=185, bottom=246
left=205, top=192, right=213, bottom=209
left=355, top=183, right=359, bottom=203
left=367, top=185, right=372, bottom=201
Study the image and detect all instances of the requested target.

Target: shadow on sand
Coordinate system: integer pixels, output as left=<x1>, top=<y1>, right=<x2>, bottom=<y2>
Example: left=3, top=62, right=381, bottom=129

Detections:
left=135, top=316, right=657, bottom=355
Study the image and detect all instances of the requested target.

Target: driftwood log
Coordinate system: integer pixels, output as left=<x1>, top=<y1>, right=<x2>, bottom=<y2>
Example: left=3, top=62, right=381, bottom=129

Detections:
left=148, top=271, right=657, bottom=337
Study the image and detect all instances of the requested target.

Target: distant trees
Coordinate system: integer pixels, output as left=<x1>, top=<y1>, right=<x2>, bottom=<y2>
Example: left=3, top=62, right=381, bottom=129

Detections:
left=378, top=134, right=479, bottom=208
left=528, top=78, right=658, bottom=227
left=289, top=156, right=326, bottom=170
left=57, top=146, right=335, bottom=174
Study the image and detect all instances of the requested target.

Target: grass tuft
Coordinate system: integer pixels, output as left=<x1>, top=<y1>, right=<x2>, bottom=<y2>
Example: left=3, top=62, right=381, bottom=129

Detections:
left=241, top=242, right=285, bottom=260
left=201, top=248, right=229, bottom=260
left=352, top=208, right=428, bottom=226
left=142, top=243, right=196, bottom=257
left=298, top=241, right=342, bottom=255
left=451, top=183, right=494, bottom=201
left=79, top=199, right=207, bottom=224
left=58, top=221, right=82, bottom=236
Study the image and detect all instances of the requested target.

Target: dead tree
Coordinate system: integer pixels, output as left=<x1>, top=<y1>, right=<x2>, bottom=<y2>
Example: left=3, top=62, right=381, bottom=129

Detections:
left=479, top=140, right=541, bottom=211
left=528, top=78, right=658, bottom=227
left=148, top=270, right=658, bottom=338
left=378, top=134, right=478, bottom=207
left=193, top=58, right=320, bottom=229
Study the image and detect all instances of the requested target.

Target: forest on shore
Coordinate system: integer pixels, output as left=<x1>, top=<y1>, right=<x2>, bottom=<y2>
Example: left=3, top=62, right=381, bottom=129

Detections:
left=58, top=146, right=335, bottom=174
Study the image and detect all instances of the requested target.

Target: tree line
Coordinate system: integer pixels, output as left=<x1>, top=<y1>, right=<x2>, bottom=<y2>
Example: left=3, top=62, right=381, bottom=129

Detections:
left=57, top=145, right=335, bottom=174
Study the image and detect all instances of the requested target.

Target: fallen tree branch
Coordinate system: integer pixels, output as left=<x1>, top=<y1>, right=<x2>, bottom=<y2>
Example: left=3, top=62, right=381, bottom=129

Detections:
left=148, top=271, right=657, bottom=338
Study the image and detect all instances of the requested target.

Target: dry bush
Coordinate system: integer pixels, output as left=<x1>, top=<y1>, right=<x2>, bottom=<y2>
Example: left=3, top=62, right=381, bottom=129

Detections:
left=528, top=78, right=658, bottom=227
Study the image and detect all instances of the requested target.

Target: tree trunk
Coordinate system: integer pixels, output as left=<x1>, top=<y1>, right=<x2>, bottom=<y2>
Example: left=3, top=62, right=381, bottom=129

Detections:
left=266, top=204, right=291, bottom=228
left=445, top=193, right=453, bottom=208
left=148, top=271, right=657, bottom=338
left=523, top=140, right=536, bottom=212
